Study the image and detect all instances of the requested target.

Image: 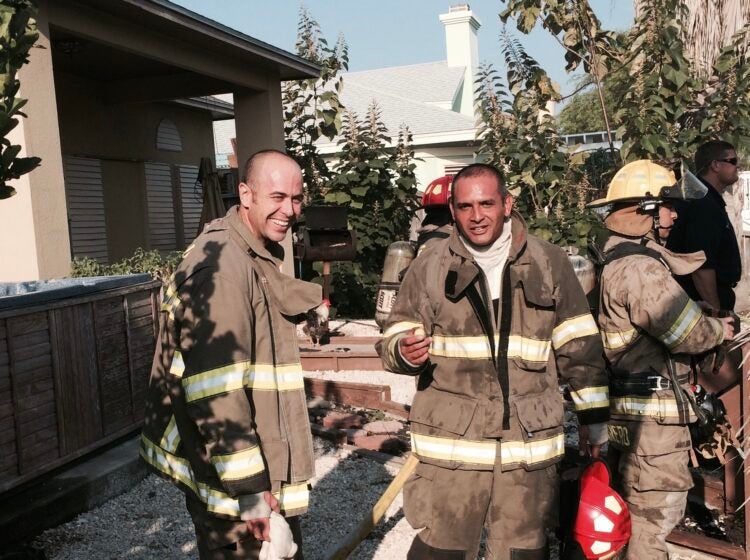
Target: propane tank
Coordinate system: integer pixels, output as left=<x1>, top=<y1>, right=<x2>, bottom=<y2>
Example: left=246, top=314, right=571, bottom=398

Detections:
left=375, top=241, right=416, bottom=328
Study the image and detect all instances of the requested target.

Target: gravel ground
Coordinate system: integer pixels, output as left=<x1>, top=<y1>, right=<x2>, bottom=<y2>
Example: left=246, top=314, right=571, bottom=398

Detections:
left=30, top=438, right=417, bottom=560
left=28, top=437, right=704, bottom=560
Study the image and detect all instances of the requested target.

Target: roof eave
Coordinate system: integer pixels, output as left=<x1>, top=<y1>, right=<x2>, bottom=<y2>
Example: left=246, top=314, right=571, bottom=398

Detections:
left=87, top=0, right=321, bottom=80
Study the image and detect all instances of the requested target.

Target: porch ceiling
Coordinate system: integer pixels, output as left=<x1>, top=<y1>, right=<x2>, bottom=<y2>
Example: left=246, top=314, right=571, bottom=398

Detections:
left=47, top=0, right=320, bottom=104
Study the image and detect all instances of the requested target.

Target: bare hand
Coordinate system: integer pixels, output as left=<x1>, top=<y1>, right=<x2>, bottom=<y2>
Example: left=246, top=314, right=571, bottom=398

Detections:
left=399, top=328, right=431, bottom=365
left=720, top=316, right=736, bottom=342
left=578, top=424, right=602, bottom=459
left=245, top=491, right=280, bottom=542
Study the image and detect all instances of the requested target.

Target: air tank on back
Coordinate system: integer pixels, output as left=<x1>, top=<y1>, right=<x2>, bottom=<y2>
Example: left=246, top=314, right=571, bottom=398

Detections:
left=375, top=241, right=416, bottom=329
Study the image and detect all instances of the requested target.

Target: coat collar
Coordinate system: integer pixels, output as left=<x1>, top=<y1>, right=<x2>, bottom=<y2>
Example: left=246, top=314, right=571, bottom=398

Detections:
left=221, top=205, right=285, bottom=264
left=445, top=211, right=531, bottom=300
left=605, top=233, right=706, bottom=276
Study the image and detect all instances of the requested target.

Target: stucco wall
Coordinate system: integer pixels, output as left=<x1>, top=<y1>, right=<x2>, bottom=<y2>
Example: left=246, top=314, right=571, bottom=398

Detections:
left=54, top=71, right=216, bottom=260
left=54, top=72, right=215, bottom=165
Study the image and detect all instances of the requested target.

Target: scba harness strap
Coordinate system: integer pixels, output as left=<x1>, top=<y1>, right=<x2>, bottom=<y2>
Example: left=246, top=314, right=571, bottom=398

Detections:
left=592, top=241, right=692, bottom=424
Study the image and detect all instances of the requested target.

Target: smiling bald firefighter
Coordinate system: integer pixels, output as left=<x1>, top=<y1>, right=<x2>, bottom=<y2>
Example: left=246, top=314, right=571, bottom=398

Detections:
left=377, top=163, right=610, bottom=560
left=589, top=160, right=736, bottom=559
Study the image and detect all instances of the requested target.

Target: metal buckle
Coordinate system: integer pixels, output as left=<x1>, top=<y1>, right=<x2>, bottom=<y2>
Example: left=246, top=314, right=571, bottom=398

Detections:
left=648, top=376, right=670, bottom=391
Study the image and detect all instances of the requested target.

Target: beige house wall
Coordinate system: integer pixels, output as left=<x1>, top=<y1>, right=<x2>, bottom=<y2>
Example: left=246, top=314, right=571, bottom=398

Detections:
left=0, top=4, right=70, bottom=281
left=234, top=82, right=296, bottom=276
left=54, top=71, right=216, bottom=260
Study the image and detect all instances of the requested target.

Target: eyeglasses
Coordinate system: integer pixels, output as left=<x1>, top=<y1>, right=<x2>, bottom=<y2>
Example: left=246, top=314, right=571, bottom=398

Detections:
left=716, top=157, right=739, bottom=166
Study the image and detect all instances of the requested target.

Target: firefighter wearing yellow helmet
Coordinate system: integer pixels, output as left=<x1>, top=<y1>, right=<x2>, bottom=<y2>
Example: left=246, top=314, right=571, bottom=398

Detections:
left=588, top=160, right=735, bottom=559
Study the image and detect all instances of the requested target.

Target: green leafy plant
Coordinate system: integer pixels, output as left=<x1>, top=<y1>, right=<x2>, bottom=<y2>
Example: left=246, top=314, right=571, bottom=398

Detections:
left=283, top=6, right=348, bottom=204
left=0, top=0, right=40, bottom=199
left=324, top=104, right=419, bottom=316
left=70, top=248, right=181, bottom=284
left=475, top=34, right=608, bottom=250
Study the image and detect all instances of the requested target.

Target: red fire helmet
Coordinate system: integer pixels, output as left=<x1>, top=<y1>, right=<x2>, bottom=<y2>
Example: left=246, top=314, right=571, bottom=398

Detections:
left=573, top=461, right=632, bottom=559
left=421, top=175, right=453, bottom=208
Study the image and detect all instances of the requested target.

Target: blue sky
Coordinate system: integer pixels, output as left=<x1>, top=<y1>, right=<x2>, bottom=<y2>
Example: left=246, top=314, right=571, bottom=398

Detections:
left=172, top=1, right=633, bottom=96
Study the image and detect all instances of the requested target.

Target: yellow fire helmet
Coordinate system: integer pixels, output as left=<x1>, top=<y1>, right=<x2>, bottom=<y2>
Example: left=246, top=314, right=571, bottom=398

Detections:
left=588, top=159, right=706, bottom=209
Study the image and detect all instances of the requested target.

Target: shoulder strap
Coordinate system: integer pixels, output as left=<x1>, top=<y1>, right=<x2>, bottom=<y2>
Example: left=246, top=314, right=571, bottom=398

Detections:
left=603, top=240, right=663, bottom=266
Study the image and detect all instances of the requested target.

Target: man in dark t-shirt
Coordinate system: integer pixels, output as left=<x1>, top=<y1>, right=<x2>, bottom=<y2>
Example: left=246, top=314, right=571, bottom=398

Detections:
left=667, top=140, right=742, bottom=311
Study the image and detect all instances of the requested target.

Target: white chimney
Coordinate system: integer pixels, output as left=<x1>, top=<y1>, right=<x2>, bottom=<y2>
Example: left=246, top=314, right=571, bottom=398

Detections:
left=439, top=4, right=481, bottom=117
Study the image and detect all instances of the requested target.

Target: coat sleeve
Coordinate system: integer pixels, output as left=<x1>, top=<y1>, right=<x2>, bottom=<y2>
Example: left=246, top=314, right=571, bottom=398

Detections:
left=167, top=268, right=271, bottom=498
left=626, top=257, right=725, bottom=354
left=551, top=253, right=610, bottom=425
left=376, top=260, right=433, bottom=375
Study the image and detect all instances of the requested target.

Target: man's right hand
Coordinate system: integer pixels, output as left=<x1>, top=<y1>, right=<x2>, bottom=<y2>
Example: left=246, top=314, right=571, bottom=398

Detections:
left=720, top=316, right=736, bottom=342
left=398, top=327, right=431, bottom=365
left=245, top=491, right=280, bottom=542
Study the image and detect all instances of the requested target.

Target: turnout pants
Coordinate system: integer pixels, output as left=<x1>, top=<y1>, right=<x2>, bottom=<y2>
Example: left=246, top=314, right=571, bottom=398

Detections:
left=607, top=421, right=692, bottom=560
left=186, top=496, right=304, bottom=560
left=404, top=460, right=558, bottom=560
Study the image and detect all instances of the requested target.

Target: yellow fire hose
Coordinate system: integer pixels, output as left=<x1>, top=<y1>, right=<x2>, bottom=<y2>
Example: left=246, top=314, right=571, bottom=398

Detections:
left=326, top=452, right=420, bottom=560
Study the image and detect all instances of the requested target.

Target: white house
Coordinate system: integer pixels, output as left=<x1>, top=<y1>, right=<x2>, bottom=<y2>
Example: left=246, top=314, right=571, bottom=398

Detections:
left=214, top=4, right=484, bottom=191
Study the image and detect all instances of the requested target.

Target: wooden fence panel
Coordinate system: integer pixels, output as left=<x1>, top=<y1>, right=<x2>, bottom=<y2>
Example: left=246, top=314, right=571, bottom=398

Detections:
left=7, top=312, right=60, bottom=474
left=0, top=280, right=161, bottom=494
left=50, top=304, right=102, bottom=456
left=94, top=298, right=132, bottom=436
left=126, top=292, right=157, bottom=420
left=0, top=318, right=16, bottom=479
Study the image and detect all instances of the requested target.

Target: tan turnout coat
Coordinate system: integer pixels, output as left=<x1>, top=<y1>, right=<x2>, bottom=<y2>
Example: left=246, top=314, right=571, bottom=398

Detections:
left=378, top=213, right=609, bottom=472
left=599, top=234, right=725, bottom=461
left=140, top=207, right=320, bottom=520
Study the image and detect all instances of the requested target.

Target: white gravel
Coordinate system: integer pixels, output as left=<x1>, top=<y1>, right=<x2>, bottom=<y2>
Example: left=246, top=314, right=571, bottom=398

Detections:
left=30, top=438, right=417, bottom=560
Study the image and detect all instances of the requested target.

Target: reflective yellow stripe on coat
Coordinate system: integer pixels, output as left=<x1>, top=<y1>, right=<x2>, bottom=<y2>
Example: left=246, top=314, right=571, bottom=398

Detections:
left=658, top=301, right=701, bottom=350
left=411, top=432, right=564, bottom=468
left=552, top=314, right=599, bottom=349
left=601, top=328, right=637, bottom=351
left=181, top=362, right=305, bottom=401
left=569, top=386, right=610, bottom=411
left=141, top=435, right=241, bottom=517
left=611, top=395, right=682, bottom=419
left=211, top=446, right=266, bottom=481
left=273, top=482, right=310, bottom=513
left=430, top=334, right=551, bottom=363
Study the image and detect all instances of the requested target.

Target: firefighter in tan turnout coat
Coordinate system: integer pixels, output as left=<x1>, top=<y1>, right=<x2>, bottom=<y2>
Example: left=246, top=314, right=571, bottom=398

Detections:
left=589, top=160, right=736, bottom=559
left=141, top=151, right=322, bottom=559
left=378, top=163, right=610, bottom=560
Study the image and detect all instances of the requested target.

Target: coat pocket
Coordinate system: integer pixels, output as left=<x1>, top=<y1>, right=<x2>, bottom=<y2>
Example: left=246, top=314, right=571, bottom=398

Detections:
left=514, top=390, right=564, bottom=440
left=403, top=462, right=436, bottom=530
left=409, top=389, right=477, bottom=436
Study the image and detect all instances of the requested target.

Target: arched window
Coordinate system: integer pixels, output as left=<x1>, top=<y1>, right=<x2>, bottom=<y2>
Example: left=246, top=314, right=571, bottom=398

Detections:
left=156, top=118, right=182, bottom=152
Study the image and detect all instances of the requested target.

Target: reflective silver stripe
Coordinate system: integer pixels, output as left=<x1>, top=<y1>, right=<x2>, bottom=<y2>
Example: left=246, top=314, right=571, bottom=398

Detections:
left=430, top=334, right=551, bottom=362
left=569, top=386, right=610, bottom=411
left=383, top=321, right=423, bottom=338
left=160, top=416, right=181, bottom=453
left=273, top=483, right=310, bottom=513
left=611, top=396, right=681, bottom=418
left=659, top=301, right=701, bottom=349
left=411, top=433, right=497, bottom=465
left=552, top=314, right=599, bottom=349
left=431, top=335, right=492, bottom=359
left=500, top=433, right=565, bottom=467
left=601, top=328, right=637, bottom=350
left=170, top=351, right=185, bottom=378
left=211, top=446, right=265, bottom=481
left=141, top=435, right=249, bottom=518
left=182, top=362, right=305, bottom=401
left=506, top=335, right=550, bottom=363
left=182, top=362, right=248, bottom=402
left=245, top=364, right=304, bottom=391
